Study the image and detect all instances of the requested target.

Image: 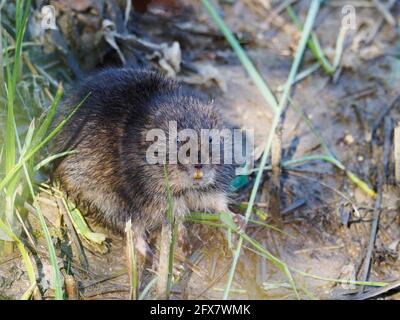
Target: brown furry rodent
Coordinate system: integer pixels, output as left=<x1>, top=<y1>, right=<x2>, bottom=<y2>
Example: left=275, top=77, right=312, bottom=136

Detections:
left=52, top=68, right=235, bottom=254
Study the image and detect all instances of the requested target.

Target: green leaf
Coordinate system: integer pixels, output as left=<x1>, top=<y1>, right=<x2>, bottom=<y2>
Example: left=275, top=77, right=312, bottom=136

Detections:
left=219, top=211, right=236, bottom=230
left=64, top=198, right=106, bottom=244
left=33, top=84, right=63, bottom=145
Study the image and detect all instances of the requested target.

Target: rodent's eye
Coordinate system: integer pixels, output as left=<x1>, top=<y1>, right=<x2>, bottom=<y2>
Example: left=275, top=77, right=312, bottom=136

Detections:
left=176, top=137, right=182, bottom=145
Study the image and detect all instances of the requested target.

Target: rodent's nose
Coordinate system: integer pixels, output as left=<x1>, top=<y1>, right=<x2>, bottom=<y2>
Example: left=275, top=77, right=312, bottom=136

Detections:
left=194, top=164, right=203, bottom=169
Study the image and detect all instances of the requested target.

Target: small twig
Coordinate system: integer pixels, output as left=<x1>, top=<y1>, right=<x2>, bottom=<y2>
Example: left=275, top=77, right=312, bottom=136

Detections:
left=352, top=280, right=400, bottom=300
left=246, top=240, right=387, bottom=288
left=365, top=0, right=396, bottom=45
left=281, top=199, right=307, bottom=215
left=358, top=157, right=384, bottom=294
left=338, top=86, right=376, bottom=102
left=372, top=0, right=396, bottom=26
left=269, top=123, right=282, bottom=222
left=383, top=117, right=393, bottom=183
left=0, top=252, right=21, bottom=265
left=241, top=199, right=306, bottom=214
left=81, top=286, right=129, bottom=299
left=289, top=171, right=360, bottom=216
left=15, top=207, right=36, bottom=249
left=372, top=94, right=400, bottom=137
left=294, top=245, right=344, bottom=254
left=57, top=198, right=89, bottom=271
left=80, top=270, right=127, bottom=289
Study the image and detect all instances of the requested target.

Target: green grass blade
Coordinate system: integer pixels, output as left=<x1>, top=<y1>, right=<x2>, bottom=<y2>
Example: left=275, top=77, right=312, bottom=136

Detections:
left=346, top=171, right=376, bottom=198
left=33, top=84, right=63, bottom=145
left=139, top=277, right=157, bottom=300
left=21, top=118, right=35, bottom=155
left=202, top=0, right=279, bottom=114
left=34, top=150, right=76, bottom=171
left=3, top=0, right=31, bottom=233
left=13, top=119, right=64, bottom=299
left=163, top=165, right=176, bottom=298
left=241, top=232, right=299, bottom=299
left=286, top=5, right=334, bottom=75
left=218, top=0, right=321, bottom=299
left=246, top=245, right=387, bottom=291
left=11, top=0, right=31, bottom=92
left=219, top=211, right=299, bottom=298
left=0, top=217, right=36, bottom=289
left=20, top=282, right=36, bottom=300
left=291, top=267, right=387, bottom=287
left=5, top=0, right=31, bottom=161
left=125, top=219, right=138, bottom=300
left=4, top=37, right=16, bottom=184
left=62, top=197, right=106, bottom=244
left=0, top=94, right=89, bottom=191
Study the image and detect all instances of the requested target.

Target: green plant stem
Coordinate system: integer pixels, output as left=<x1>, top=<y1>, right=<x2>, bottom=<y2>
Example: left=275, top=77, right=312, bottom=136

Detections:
left=333, top=24, right=347, bottom=70
left=0, top=217, right=36, bottom=289
left=125, top=220, right=137, bottom=300
left=186, top=212, right=295, bottom=239
left=286, top=4, right=334, bottom=75
left=2, top=0, right=32, bottom=254
left=163, top=165, right=176, bottom=299
left=14, top=120, right=64, bottom=299
left=0, top=94, right=87, bottom=192
left=240, top=232, right=299, bottom=297
left=203, top=0, right=376, bottom=300
left=167, top=223, right=178, bottom=296
left=21, top=282, right=37, bottom=300
left=214, top=0, right=321, bottom=299
left=246, top=246, right=387, bottom=287
left=250, top=154, right=341, bottom=174
left=287, top=97, right=376, bottom=197
left=34, top=150, right=76, bottom=171
left=251, top=153, right=376, bottom=198
left=291, top=267, right=387, bottom=287
left=202, top=0, right=279, bottom=113
left=139, top=277, right=158, bottom=300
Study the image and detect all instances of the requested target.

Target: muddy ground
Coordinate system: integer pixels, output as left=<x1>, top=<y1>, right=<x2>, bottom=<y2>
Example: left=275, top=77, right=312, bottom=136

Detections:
left=1, top=0, right=400, bottom=299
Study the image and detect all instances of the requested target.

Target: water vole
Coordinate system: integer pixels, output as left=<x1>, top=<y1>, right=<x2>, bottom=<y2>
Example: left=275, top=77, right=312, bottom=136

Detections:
left=52, top=68, right=236, bottom=253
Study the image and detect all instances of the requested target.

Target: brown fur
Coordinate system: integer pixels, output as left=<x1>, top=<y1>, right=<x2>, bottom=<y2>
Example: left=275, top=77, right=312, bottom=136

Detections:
left=51, top=68, right=234, bottom=249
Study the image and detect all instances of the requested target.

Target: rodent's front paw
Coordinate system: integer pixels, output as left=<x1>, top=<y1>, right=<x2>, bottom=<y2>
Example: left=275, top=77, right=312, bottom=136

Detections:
left=232, top=213, right=247, bottom=234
